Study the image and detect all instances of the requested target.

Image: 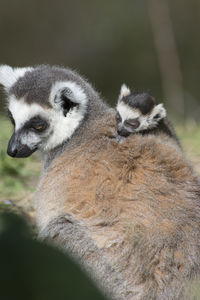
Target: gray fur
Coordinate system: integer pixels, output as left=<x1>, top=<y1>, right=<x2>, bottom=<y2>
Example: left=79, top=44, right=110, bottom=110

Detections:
left=116, top=91, right=181, bottom=147
left=143, top=117, right=181, bottom=147
left=2, top=65, right=200, bottom=300
left=39, top=214, right=126, bottom=300
left=7, top=65, right=111, bottom=166
left=10, top=65, right=101, bottom=108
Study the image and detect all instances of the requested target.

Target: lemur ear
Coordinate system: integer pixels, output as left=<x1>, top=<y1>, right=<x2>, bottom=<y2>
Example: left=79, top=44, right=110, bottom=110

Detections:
left=50, top=81, right=87, bottom=117
left=0, top=65, right=32, bottom=91
left=119, top=84, right=131, bottom=100
left=151, top=104, right=166, bottom=121
left=55, top=87, right=79, bottom=117
left=0, top=65, right=16, bottom=90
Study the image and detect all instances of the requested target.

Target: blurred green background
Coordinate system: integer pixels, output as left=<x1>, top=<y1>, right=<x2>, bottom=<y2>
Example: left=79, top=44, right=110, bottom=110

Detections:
left=0, top=0, right=200, bottom=118
left=0, top=0, right=200, bottom=212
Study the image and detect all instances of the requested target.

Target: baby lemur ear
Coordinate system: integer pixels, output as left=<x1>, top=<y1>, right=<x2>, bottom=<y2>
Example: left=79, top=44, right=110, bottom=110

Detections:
left=0, top=65, right=32, bottom=91
left=119, top=84, right=131, bottom=100
left=151, top=104, right=166, bottom=121
left=50, top=81, right=88, bottom=117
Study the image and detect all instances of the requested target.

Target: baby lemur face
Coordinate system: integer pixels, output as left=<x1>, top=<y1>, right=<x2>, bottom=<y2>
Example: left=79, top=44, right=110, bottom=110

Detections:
left=0, top=65, right=88, bottom=158
left=116, top=84, right=166, bottom=137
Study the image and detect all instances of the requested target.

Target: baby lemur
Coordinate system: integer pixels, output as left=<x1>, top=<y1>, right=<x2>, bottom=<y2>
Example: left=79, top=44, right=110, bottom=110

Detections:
left=116, top=84, right=180, bottom=145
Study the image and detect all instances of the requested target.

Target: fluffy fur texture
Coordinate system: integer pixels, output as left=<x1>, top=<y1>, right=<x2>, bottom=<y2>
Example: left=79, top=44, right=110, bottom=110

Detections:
left=36, top=114, right=200, bottom=300
left=46, top=81, right=88, bottom=151
left=2, top=65, right=200, bottom=299
left=116, top=85, right=180, bottom=146
left=118, top=85, right=156, bottom=115
left=116, top=101, right=166, bottom=131
left=8, top=96, right=47, bottom=131
left=2, top=65, right=106, bottom=153
left=119, top=83, right=131, bottom=98
left=39, top=214, right=126, bottom=300
left=0, top=65, right=33, bottom=90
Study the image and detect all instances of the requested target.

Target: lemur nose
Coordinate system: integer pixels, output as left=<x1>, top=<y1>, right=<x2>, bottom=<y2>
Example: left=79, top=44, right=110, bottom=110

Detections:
left=7, top=133, right=18, bottom=157
left=7, top=148, right=18, bottom=157
left=117, top=128, right=130, bottom=137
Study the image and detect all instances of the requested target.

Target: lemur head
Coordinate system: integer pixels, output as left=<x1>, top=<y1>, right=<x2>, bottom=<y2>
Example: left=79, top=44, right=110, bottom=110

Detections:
left=0, top=65, right=90, bottom=158
left=116, top=84, right=166, bottom=137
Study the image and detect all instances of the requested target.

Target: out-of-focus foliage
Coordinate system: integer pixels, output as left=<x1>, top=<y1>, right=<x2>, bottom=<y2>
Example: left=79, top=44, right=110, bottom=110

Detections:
left=177, top=124, right=200, bottom=157
left=0, top=213, right=109, bottom=300
left=0, top=0, right=199, bottom=121
left=184, top=280, right=200, bottom=300
left=0, top=117, right=40, bottom=201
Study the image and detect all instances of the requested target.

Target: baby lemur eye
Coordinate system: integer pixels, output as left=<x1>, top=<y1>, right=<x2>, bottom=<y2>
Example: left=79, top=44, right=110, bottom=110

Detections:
left=124, top=118, right=140, bottom=129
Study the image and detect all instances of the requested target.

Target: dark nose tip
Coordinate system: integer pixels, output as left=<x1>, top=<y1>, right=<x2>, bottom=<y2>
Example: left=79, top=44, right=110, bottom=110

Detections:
left=7, top=143, right=18, bottom=157
left=117, top=128, right=130, bottom=137
left=7, top=133, right=18, bottom=157
left=7, top=133, right=38, bottom=158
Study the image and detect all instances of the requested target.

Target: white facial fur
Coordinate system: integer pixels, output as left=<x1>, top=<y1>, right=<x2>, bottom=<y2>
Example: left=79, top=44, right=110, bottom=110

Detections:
left=50, top=81, right=88, bottom=107
left=119, top=84, right=131, bottom=99
left=8, top=81, right=88, bottom=152
left=9, top=97, right=51, bottom=150
left=47, top=81, right=88, bottom=151
left=0, top=65, right=33, bottom=90
left=117, top=101, right=166, bottom=132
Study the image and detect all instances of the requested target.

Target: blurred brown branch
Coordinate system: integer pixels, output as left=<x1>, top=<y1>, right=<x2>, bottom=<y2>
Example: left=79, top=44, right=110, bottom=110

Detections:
left=147, top=0, right=185, bottom=118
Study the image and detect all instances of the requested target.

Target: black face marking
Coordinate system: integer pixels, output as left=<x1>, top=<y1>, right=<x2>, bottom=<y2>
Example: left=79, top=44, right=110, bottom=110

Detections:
left=61, top=89, right=78, bottom=117
left=124, top=118, right=140, bottom=129
left=122, top=93, right=156, bottom=115
left=23, top=116, right=49, bottom=133
left=7, top=132, right=38, bottom=158
left=117, top=127, right=131, bottom=137
left=153, top=113, right=160, bottom=119
left=7, top=109, right=15, bottom=126
left=115, top=112, right=122, bottom=123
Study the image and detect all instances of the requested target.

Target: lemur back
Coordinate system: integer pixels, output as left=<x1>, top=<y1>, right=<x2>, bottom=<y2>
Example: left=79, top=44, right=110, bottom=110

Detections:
left=140, top=117, right=181, bottom=145
left=1, top=65, right=200, bottom=300
left=116, top=84, right=180, bottom=146
left=37, top=115, right=200, bottom=300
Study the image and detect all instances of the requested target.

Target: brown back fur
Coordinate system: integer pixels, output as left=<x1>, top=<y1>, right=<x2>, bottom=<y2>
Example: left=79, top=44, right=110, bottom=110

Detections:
left=36, top=113, right=200, bottom=300
left=140, top=117, right=181, bottom=148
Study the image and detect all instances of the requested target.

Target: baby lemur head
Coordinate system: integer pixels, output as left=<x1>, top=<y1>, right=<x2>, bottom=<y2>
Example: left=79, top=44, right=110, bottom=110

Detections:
left=116, top=84, right=166, bottom=137
left=0, top=65, right=99, bottom=158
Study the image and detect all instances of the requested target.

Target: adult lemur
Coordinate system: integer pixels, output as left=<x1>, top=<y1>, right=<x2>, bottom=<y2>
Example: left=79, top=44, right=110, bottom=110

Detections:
left=1, top=65, right=200, bottom=300
left=116, top=84, right=180, bottom=146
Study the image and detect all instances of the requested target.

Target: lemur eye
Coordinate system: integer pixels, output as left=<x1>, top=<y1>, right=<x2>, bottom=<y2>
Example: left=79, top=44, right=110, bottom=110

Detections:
left=30, top=122, right=48, bottom=133
left=116, top=112, right=122, bottom=122
left=124, top=118, right=140, bottom=129
left=25, top=116, right=48, bottom=133
left=32, top=125, right=44, bottom=131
